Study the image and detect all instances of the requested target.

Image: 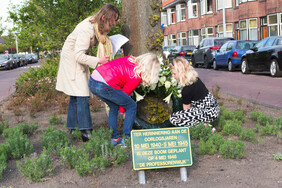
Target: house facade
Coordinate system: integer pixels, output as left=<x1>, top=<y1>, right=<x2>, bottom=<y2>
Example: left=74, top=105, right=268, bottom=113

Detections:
left=161, top=0, right=282, bottom=46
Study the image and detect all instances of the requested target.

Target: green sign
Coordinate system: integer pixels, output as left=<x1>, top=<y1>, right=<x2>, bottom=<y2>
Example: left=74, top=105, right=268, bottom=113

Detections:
left=131, top=127, right=193, bottom=170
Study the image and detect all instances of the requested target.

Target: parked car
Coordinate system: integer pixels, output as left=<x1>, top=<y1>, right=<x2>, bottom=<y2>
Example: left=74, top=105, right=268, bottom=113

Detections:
left=12, top=54, right=24, bottom=67
left=163, top=46, right=172, bottom=60
left=0, top=54, right=14, bottom=70
left=213, top=40, right=258, bottom=71
left=25, top=53, right=38, bottom=64
left=191, top=37, right=234, bottom=68
left=32, top=53, right=39, bottom=63
left=168, top=45, right=196, bottom=63
left=18, top=53, right=28, bottom=66
left=241, top=36, right=282, bottom=77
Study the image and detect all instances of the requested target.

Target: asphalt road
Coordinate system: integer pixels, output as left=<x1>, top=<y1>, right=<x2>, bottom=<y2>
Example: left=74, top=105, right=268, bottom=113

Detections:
left=0, top=62, right=41, bottom=102
left=0, top=63, right=281, bottom=109
left=197, top=68, right=282, bottom=109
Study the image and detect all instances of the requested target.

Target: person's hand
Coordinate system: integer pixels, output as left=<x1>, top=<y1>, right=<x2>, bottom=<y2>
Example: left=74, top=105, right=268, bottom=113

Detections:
left=123, top=113, right=125, bottom=119
left=98, top=56, right=109, bottom=65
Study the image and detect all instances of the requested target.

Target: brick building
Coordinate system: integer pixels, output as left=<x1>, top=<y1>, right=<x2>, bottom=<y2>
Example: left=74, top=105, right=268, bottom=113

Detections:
left=161, top=0, right=282, bottom=46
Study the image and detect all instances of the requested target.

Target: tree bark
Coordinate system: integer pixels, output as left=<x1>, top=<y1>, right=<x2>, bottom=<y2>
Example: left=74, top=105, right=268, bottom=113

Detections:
left=121, top=0, right=161, bottom=56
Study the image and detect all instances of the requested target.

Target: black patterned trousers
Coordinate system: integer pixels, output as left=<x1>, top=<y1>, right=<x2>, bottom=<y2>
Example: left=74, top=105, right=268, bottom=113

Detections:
left=170, top=92, right=220, bottom=127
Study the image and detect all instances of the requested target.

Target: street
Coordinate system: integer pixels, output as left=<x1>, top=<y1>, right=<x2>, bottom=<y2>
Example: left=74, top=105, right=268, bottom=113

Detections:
left=0, top=62, right=41, bottom=102
left=197, top=68, right=282, bottom=109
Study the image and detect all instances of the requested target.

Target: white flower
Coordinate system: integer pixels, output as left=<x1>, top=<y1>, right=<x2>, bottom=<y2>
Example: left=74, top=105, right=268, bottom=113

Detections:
left=150, top=83, right=157, bottom=90
left=159, top=76, right=166, bottom=85
left=171, top=77, right=178, bottom=86
left=165, top=81, right=171, bottom=89
left=163, top=92, right=173, bottom=104
left=134, top=90, right=144, bottom=102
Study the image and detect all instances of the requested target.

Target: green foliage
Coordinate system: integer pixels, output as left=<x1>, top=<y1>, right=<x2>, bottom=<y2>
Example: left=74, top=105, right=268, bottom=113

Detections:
left=70, top=128, right=82, bottom=141
left=198, top=139, right=217, bottom=155
left=48, top=114, right=62, bottom=125
left=250, top=110, right=273, bottom=126
left=219, top=140, right=245, bottom=159
left=74, top=152, right=94, bottom=176
left=198, top=133, right=225, bottom=155
left=0, top=120, right=9, bottom=135
left=9, top=0, right=122, bottom=51
left=0, top=154, right=7, bottom=179
left=2, top=122, right=38, bottom=138
left=274, top=117, right=282, bottom=130
left=257, top=124, right=279, bottom=137
left=5, top=131, right=34, bottom=159
left=273, top=154, right=282, bottom=161
left=40, top=126, right=69, bottom=156
left=190, top=123, right=212, bottom=141
left=240, top=128, right=257, bottom=143
left=17, top=148, right=53, bottom=182
left=0, top=144, right=10, bottom=159
left=220, top=106, right=246, bottom=123
left=222, top=120, right=242, bottom=136
left=60, top=145, right=83, bottom=169
left=146, top=30, right=164, bottom=51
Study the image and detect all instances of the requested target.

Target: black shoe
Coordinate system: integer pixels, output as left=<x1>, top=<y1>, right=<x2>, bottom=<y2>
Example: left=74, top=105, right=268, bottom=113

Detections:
left=81, top=129, right=92, bottom=142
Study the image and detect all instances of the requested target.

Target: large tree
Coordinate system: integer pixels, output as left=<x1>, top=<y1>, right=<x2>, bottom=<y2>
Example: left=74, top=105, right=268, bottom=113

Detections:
left=8, top=0, right=122, bottom=52
left=122, top=0, right=162, bottom=56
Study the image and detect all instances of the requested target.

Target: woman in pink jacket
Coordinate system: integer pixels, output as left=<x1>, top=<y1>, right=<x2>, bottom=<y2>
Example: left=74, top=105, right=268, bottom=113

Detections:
left=89, top=53, right=160, bottom=147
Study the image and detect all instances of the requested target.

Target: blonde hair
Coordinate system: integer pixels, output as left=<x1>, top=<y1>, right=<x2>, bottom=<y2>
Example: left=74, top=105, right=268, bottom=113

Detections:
left=170, top=57, right=198, bottom=87
left=89, top=4, right=119, bottom=35
left=134, top=53, right=160, bottom=86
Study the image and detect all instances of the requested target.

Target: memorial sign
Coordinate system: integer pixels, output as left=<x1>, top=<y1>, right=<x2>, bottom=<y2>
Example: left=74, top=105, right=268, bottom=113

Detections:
left=131, top=127, right=193, bottom=170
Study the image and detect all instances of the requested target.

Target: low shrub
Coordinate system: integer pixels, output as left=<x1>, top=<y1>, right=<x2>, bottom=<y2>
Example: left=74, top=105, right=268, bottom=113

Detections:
left=0, top=120, right=9, bottom=135
left=60, top=145, right=83, bottom=169
left=258, top=124, right=279, bottom=137
left=274, top=117, right=282, bottom=130
left=190, top=123, right=212, bottom=141
left=5, top=131, right=34, bottom=159
left=222, top=120, right=242, bottom=136
left=17, top=148, right=53, bottom=182
left=240, top=128, right=257, bottom=143
left=48, top=114, right=62, bottom=125
left=219, top=140, right=245, bottom=159
left=2, top=122, right=38, bottom=138
left=40, top=126, right=69, bottom=156
left=0, top=154, right=7, bottom=179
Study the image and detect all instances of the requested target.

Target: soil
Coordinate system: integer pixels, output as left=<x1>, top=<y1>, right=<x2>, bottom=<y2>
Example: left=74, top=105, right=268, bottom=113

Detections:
left=0, top=93, right=281, bottom=188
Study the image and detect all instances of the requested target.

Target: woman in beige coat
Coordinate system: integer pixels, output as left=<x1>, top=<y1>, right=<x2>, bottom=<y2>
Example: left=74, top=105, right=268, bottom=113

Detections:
left=56, top=4, right=119, bottom=141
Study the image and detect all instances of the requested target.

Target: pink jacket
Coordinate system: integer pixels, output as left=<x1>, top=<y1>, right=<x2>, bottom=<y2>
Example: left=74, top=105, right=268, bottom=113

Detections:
left=92, top=56, right=142, bottom=113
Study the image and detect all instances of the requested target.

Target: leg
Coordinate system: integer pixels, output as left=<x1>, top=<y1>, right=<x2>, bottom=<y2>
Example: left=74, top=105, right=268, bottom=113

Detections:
left=76, top=96, right=92, bottom=130
left=66, top=96, right=78, bottom=130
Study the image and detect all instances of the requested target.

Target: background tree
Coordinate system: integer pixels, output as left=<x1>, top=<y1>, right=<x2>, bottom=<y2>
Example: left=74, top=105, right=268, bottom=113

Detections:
left=122, top=0, right=162, bottom=56
left=8, top=0, right=122, bottom=53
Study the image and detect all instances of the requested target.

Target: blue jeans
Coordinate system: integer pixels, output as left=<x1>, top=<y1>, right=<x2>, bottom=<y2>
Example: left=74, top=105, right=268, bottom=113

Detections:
left=89, top=77, right=137, bottom=139
left=66, top=96, right=92, bottom=130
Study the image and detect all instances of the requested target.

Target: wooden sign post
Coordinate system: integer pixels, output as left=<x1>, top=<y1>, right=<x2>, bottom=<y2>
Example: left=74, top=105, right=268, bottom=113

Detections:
left=131, top=127, right=193, bottom=184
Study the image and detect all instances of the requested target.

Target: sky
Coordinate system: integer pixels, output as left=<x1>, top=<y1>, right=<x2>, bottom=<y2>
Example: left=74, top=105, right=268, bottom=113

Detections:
left=0, top=0, right=23, bottom=35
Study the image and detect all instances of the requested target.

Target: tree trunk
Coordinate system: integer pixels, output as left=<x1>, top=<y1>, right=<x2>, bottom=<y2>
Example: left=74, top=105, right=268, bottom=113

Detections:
left=121, top=0, right=162, bottom=56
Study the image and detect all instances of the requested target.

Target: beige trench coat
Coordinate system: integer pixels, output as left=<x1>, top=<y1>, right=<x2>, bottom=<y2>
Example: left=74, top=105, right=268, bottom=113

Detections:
left=56, top=17, right=99, bottom=96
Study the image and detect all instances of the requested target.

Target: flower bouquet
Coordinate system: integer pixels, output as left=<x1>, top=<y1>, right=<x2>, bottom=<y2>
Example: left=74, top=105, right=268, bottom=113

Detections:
left=133, top=56, right=182, bottom=129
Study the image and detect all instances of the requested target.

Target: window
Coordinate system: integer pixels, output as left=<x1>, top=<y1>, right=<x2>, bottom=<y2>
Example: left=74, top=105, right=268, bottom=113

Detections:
left=177, top=32, right=187, bottom=45
left=235, top=0, right=239, bottom=7
left=200, top=0, right=213, bottom=15
left=268, top=14, right=278, bottom=36
left=201, top=27, right=214, bottom=39
left=176, top=4, right=186, bottom=22
left=265, top=37, right=276, bottom=47
left=161, top=12, right=167, bottom=26
left=216, top=0, right=232, bottom=10
left=239, top=19, right=258, bottom=40
left=219, top=43, right=228, bottom=52
left=168, top=34, right=176, bottom=46
left=188, top=30, right=199, bottom=46
left=187, top=0, right=198, bottom=19
left=255, top=38, right=268, bottom=48
left=167, top=8, right=176, bottom=25
left=249, top=19, right=258, bottom=40
left=217, top=24, right=233, bottom=37
left=239, top=0, right=256, bottom=3
left=227, top=42, right=233, bottom=51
